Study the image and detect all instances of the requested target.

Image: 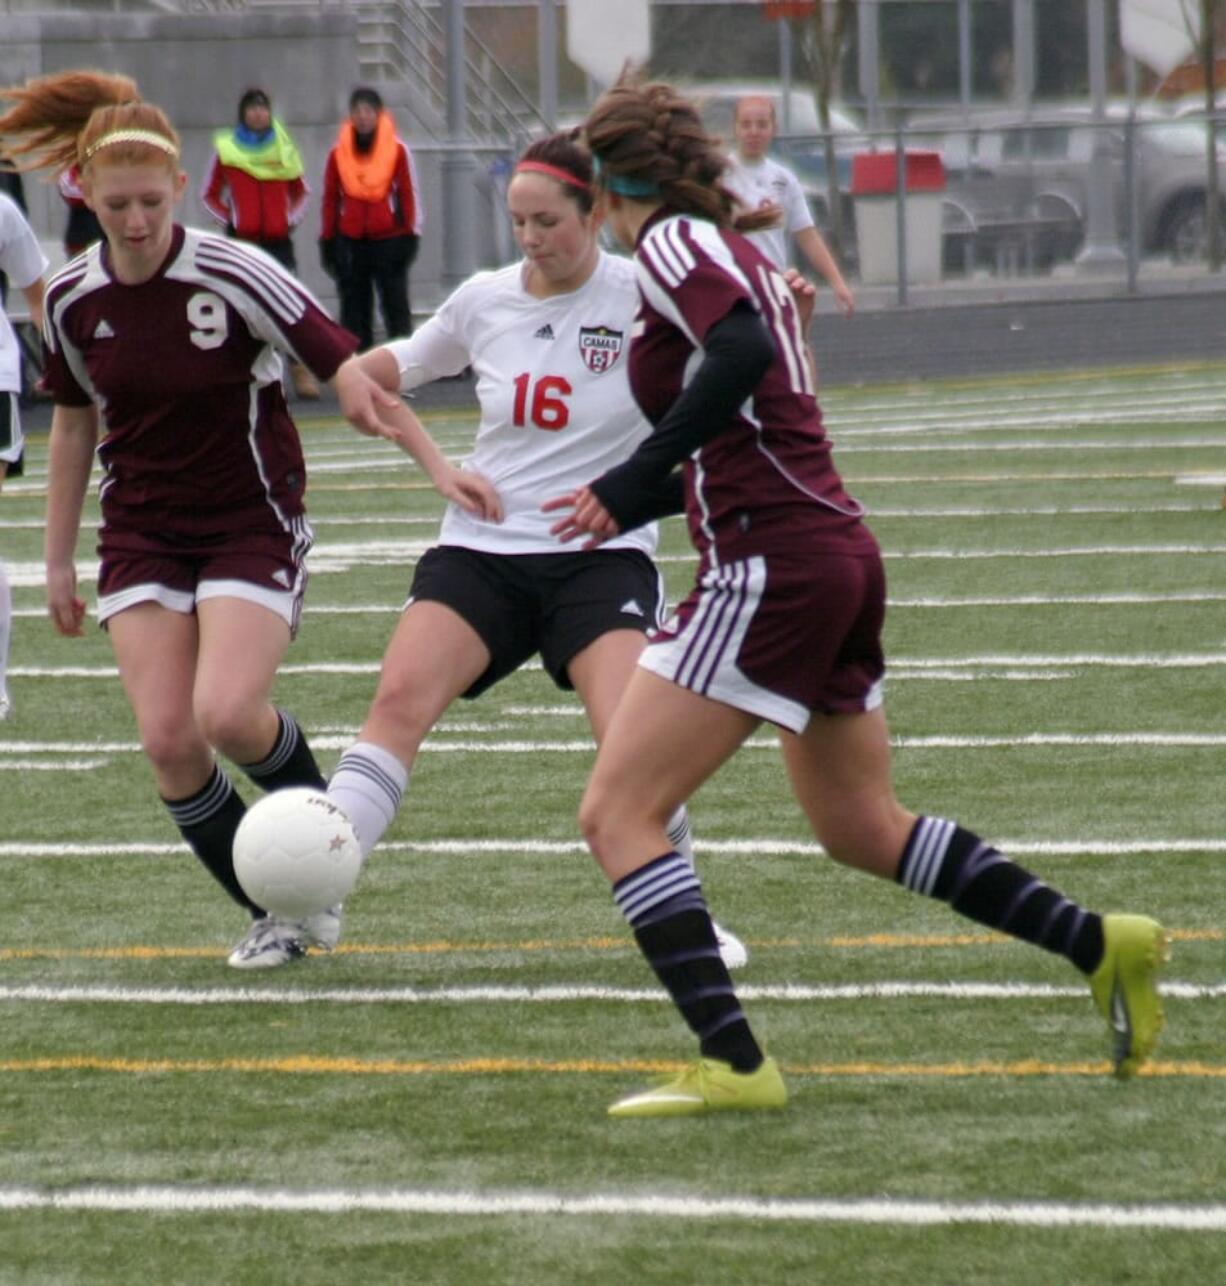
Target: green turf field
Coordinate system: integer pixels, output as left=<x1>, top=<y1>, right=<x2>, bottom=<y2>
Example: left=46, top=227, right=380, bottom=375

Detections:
left=2, top=363, right=1224, bottom=1283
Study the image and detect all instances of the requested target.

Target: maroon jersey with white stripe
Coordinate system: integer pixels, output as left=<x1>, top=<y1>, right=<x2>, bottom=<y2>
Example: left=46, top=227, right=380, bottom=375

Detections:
left=630, top=210, right=873, bottom=562
left=42, top=225, right=357, bottom=539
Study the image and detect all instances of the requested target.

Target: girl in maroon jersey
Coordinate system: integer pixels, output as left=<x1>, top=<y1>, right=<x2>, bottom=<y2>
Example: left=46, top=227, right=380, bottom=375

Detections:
left=545, top=77, right=1167, bottom=1116
left=0, top=70, right=495, bottom=970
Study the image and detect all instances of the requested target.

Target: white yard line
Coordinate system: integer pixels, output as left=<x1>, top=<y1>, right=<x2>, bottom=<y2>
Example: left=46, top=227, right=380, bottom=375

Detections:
left=2, top=838, right=1224, bottom=859
left=0, top=760, right=107, bottom=771
left=831, top=407, right=1226, bottom=438
left=9, top=540, right=1226, bottom=591
left=0, top=981, right=1219, bottom=1006
left=9, top=651, right=1226, bottom=685
left=4, top=730, right=1226, bottom=760
left=0, top=1184, right=1223, bottom=1230
left=14, top=589, right=1226, bottom=618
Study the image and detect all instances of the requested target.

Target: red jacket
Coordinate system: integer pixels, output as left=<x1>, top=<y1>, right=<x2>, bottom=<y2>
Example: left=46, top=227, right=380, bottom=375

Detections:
left=321, top=140, right=422, bottom=242
left=202, top=155, right=308, bottom=243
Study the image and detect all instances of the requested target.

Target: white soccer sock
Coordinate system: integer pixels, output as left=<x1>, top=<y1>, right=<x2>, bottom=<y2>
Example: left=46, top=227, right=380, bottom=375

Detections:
left=666, top=805, right=695, bottom=869
left=327, top=741, right=410, bottom=862
left=0, top=558, right=11, bottom=701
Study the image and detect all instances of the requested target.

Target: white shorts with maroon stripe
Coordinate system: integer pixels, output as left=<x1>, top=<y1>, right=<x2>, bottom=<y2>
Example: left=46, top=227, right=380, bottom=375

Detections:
left=95, top=517, right=312, bottom=636
left=638, top=549, right=886, bottom=734
left=97, top=576, right=305, bottom=633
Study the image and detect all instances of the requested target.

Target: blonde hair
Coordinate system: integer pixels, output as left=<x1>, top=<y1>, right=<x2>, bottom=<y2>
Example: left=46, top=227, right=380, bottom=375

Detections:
left=0, top=70, right=179, bottom=176
left=584, top=75, right=776, bottom=233
left=734, top=94, right=777, bottom=127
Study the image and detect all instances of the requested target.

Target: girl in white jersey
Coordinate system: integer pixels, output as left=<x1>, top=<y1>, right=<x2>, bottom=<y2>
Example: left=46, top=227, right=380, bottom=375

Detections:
left=547, top=78, right=1166, bottom=1117
left=0, top=71, right=479, bottom=970
left=0, top=188, right=48, bottom=721
left=330, top=133, right=746, bottom=969
left=722, top=93, right=854, bottom=316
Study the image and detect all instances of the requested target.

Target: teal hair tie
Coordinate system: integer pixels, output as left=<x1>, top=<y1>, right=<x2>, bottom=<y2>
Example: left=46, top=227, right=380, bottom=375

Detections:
left=593, top=156, right=661, bottom=198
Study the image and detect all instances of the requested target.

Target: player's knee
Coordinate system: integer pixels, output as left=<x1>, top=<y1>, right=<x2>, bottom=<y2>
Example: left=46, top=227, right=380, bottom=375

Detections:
left=364, top=681, right=436, bottom=754
left=139, top=718, right=206, bottom=777
left=576, top=784, right=614, bottom=860
left=195, top=699, right=260, bottom=759
left=816, top=806, right=914, bottom=878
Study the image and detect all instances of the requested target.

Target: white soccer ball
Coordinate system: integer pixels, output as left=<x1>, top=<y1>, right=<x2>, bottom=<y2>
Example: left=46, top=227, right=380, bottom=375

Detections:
left=232, top=787, right=361, bottom=919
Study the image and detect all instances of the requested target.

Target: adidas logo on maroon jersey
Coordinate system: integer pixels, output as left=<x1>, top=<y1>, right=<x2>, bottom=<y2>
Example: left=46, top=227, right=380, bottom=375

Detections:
left=93, top=319, right=115, bottom=339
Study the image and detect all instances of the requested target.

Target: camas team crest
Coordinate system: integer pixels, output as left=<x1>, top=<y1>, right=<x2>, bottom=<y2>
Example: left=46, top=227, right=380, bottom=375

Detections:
left=578, top=325, right=624, bottom=373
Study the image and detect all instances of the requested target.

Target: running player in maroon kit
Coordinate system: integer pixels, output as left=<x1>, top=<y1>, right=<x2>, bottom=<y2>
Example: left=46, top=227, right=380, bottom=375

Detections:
left=546, top=77, right=1169, bottom=1116
left=0, top=71, right=477, bottom=969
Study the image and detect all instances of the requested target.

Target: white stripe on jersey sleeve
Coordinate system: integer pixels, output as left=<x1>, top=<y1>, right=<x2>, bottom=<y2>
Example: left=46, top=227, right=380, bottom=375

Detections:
left=638, top=215, right=760, bottom=329
left=660, top=218, right=699, bottom=277
left=675, top=217, right=760, bottom=305
left=43, top=251, right=107, bottom=396
left=640, top=219, right=688, bottom=288
left=193, top=235, right=307, bottom=325
left=636, top=264, right=700, bottom=351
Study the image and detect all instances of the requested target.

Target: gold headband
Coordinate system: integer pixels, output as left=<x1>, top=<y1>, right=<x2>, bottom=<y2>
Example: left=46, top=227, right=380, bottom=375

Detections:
left=84, top=128, right=178, bottom=162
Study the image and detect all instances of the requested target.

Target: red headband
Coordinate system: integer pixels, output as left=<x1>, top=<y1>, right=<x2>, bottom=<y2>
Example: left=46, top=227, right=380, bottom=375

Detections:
left=514, top=160, right=591, bottom=193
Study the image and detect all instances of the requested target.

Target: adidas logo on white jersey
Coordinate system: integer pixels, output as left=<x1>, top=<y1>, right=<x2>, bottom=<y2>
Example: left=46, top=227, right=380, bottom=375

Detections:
left=619, top=598, right=645, bottom=617
left=93, top=319, right=116, bottom=339
left=533, top=324, right=554, bottom=340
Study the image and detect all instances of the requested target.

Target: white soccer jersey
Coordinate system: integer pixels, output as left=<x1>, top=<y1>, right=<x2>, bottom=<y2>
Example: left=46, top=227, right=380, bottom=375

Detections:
left=0, top=192, right=49, bottom=395
left=722, top=154, right=814, bottom=271
left=386, top=252, right=657, bottom=556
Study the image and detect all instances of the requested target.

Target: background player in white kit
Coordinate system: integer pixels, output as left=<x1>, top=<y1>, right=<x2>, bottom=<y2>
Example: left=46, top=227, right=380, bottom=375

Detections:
left=722, top=94, right=854, bottom=318
left=0, top=70, right=467, bottom=969
left=332, top=132, right=747, bottom=968
left=0, top=187, right=48, bottom=721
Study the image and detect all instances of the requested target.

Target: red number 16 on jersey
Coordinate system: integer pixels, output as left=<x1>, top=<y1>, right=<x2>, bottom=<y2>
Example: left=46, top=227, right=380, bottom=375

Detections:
left=511, top=373, right=573, bottom=431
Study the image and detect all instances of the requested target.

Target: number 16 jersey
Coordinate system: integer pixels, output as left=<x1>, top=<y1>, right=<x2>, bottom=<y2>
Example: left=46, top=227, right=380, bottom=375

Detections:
left=386, top=251, right=657, bottom=558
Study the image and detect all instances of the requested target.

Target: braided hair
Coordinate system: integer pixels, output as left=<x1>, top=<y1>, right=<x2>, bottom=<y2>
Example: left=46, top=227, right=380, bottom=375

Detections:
left=583, top=76, right=777, bottom=233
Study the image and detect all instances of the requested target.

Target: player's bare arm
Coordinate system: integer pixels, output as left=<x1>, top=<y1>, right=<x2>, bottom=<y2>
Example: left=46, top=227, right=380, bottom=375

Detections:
left=542, top=485, right=620, bottom=549
left=21, top=276, right=45, bottom=332
left=44, top=403, right=98, bottom=638
left=794, top=226, right=854, bottom=315
left=335, top=352, right=502, bottom=523
left=332, top=349, right=404, bottom=438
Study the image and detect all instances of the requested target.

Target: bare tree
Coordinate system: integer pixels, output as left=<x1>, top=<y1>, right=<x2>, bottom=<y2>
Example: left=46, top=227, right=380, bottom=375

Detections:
left=796, top=0, right=856, bottom=259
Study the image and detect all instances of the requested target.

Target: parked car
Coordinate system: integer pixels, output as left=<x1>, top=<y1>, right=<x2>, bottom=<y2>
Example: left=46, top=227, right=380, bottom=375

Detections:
left=908, top=105, right=1226, bottom=272
left=680, top=79, right=864, bottom=148
left=680, top=80, right=868, bottom=247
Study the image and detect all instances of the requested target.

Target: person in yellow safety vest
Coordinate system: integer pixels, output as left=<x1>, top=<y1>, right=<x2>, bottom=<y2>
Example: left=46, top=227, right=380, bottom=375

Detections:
left=202, top=87, right=320, bottom=399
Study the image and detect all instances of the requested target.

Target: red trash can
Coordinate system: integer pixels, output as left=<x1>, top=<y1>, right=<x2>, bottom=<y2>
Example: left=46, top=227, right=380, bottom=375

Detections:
left=850, top=151, right=946, bottom=284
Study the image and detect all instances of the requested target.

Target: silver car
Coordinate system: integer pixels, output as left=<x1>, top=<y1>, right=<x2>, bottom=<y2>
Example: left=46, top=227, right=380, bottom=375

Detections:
left=908, top=106, right=1226, bottom=270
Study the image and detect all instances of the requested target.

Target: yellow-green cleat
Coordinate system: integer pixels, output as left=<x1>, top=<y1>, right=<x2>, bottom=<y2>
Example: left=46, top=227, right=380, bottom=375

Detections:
left=1089, top=913, right=1170, bottom=1079
left=608, top=1056, right=788, bottom=1118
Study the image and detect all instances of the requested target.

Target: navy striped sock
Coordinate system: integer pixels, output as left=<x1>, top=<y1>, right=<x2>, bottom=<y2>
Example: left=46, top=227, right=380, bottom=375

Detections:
left=164, top=764, right=260, bottom=914
left=240, top=709, right=326, bottom=792
left=614, top=852, right=763, bottom=1071
left=897, top=816, right=1104, bottom=974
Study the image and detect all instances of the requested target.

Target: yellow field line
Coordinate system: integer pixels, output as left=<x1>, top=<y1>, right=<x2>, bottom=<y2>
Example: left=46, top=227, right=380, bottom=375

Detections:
left=1, top=926, right=1216, bottom=963
left=0, top=1054, right=1220, bottom=1079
